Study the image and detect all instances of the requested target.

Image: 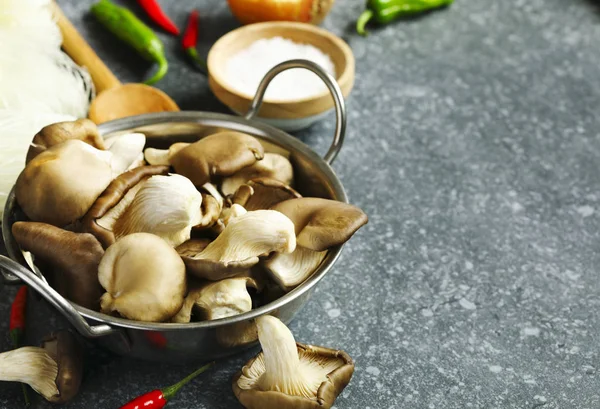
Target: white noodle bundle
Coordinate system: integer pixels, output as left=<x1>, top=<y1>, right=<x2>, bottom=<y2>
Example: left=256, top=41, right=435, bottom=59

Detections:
left=0, top=0, right=94, bottom=216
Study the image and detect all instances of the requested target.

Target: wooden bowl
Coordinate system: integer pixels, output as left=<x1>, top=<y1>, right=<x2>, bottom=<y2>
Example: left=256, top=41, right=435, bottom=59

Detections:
left=208, top=22, right=354, bottom=131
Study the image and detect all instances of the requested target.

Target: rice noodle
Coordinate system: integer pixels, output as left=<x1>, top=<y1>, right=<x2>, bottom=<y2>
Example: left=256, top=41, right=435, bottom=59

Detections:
left=0, top=0, right=94, bottom=216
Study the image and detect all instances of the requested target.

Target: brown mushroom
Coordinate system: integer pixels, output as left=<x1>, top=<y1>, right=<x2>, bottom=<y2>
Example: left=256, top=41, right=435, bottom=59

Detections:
left=27, top=119, right=105, bottom=163
left=232, top=178, right=301, bottom=211
left=16, top=135, right=145, bottom=227
left=98, top=233, right=187, bottom=322
left=221, top=153, right=294, bottom=196
left=41, top=331, right=84, bottom=404
left=232, top=316, right=354, bottom=409
left=194, top=183, right=224, bottom=230
left=80, top=165, right=169, bottom=248
left=169, top=132, right=264, bottom=186
left=12, top=221, right=104, bottom=310
left=182, top=210, right=296, bottom=281
left=271, top=198, right=368, bottom=251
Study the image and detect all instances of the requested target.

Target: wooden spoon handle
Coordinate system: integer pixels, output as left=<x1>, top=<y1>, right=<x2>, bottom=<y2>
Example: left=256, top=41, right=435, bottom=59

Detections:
left=51, top=2, right=122, bottom=93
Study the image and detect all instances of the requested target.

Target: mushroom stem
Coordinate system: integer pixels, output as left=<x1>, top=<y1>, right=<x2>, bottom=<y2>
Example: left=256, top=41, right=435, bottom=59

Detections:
left=256, top=316, right=318, bottom=398
left=144, top=148, right=170, bottom=165
left=0, top=347, right=59, bottom=399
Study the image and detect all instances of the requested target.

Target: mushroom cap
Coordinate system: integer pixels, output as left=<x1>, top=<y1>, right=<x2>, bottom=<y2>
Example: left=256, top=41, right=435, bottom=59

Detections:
left=271, top=198, right=368, bottom=252
left=176, top=238, right=212, bottom=258
left=80, top=165, right=170, bottom=249
left=184, top=210, right=296, bottom=281
left=221, top=153, right=294, bottom=196
left=27, top=119, right=104, bottom=163
left=98, top=233, right=187, bottom=322
left=263, top=247, right=328, bottom=291
left=41, top=331, right=83, bottom=404
left=170, top=131, right=264, bottom=186
left=15, top=140, right=115, bottom=227
left=12, top=221, right=104, bottom=310
left=233, top=178, right=301, bottom=211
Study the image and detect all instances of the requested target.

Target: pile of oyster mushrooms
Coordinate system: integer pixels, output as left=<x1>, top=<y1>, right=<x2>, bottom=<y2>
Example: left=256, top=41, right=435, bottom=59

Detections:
left=12, top=119, right=368, bottom=324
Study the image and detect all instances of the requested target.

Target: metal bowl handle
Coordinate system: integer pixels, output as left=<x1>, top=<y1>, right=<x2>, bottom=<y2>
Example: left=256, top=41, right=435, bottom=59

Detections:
left=0, top=255, right=116, bottom=338
left=244, top=59, right=347, bottom=165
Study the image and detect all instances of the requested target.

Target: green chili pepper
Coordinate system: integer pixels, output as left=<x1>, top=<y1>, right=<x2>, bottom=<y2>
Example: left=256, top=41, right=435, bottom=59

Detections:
left=356, top=0, right=454, bottom=36
left=91, top=0, right=168, bottom=85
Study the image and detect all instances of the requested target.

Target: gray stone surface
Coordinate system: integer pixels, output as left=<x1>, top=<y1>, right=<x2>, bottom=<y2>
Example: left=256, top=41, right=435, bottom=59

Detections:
left=1, top=0, right=600, bottom=407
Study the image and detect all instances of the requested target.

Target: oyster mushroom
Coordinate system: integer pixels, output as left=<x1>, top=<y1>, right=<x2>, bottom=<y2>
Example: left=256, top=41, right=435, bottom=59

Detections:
left=263, top=198, right=368, bottom=291
left=144, top=142, right=189, bottom=165
left=271, top=198, right=369, bottom=251
left=80, top=165, right=167, bottom=248
left=176, top=238, right=212, bottom=258
left=183, top=210, right=296, bottom=280
left=168, top=132, right=264, bottom=186
left=98, top=233, right=187, bottom=322
left=194, top=183, right=224, bottom=230
left=232, top=178, right=301, bottom=211
left=26, top=118, right=104, bottom=163
left=84, top=173, right=202, bottom=248
left=41, top=331, right=84, bottom=404
left=0, top=347, right=59, bottom=400
left=171, top=275, right=260, bottom=323
left=263, top=247, right=328, bottom=291
left=221, top=153, right=294, bottom=196
left=12, top=221, right=104, bottom=310
left=15, top=135, right=145, bottom=227
left=210, top=203, right=247, bottom=235
left=233, top=316, right=354, bottom=409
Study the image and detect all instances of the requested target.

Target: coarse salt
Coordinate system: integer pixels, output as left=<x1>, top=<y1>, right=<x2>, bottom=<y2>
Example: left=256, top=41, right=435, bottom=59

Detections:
left=224, top=36, right=336, bottom=101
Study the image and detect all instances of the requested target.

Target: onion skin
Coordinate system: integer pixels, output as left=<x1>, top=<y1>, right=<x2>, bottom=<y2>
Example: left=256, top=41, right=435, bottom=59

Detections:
left=227, top=0, right=335, bottom=25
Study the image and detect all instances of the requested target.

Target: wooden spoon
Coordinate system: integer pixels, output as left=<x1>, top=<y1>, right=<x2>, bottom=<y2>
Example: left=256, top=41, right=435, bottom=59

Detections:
left=52, top=3, right=179, bottom=124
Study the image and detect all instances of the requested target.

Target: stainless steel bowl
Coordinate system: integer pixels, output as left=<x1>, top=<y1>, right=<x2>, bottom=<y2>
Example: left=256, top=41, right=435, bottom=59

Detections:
left=0, top=61, right=349, bottom=363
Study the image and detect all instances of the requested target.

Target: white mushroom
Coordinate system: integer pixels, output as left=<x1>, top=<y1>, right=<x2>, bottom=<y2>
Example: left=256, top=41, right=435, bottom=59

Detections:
left=98, top=233, right=187, bottom=322
left=263, top=247, right=328, bottom=291
left=183, top=210, right=296, bottom=280
left=172, top=276, right=259, bottom=323
left=109, top=174, right=203, bottom=247
left=144, top=142, right=189, bottom=165
left=0, top=347, right=59, bottom=400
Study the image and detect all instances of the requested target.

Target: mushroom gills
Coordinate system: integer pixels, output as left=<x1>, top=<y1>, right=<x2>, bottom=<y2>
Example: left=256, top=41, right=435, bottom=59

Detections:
left=236, top=316, right=348, bottom=399
left=184, top=210, right=296, bottom=280
left=112, top=174, right=203, bottom=247
left=0, top=347, right=59, bottom=400
left=263, top=247, right=328, bottom=291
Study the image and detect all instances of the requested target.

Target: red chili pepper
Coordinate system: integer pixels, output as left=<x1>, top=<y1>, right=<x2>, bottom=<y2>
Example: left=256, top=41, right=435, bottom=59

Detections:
left=9, top=286, right=27, bottom=345
left=144, top=331, right=168, bottom=349
left=137, top=0, right=180, bottom=35
left=182, top=10, right=208, bottom=75
left=119, top=362, right=214, bottom=409
left=9, top=286, right=30, bottom=407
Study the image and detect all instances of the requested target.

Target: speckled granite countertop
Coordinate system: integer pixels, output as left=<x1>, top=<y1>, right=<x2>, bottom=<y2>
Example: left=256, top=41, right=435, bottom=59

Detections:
left=2, top=0, right=600, bottom=407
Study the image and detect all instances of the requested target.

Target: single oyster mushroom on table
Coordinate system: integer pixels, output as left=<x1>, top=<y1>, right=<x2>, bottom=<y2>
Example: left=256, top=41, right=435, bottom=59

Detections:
left=0, top=347, right=59, bottom=400
left=26, top=118, right=105, bottom=163
left=98, top=233, right=187, bottom=322
left=171, top=275, right=261, bottom=323
left=233, top=316, right=354, bottom=409
left=263, top=198, right=368, bottom=291
left=40, top=331, right=84, bottom=404
left=144, top=131, right=264, bottom=186
left=80, top=168, right=202, bottom=248
left=15, top=133, right=145, bottom=227
left=221, top=153, right=294, bottom=196
left=232, top=178, right=301, bottom=211
left=12, top=221, right=104, bottom=310
left=183, top=210, right=296, bottom=281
